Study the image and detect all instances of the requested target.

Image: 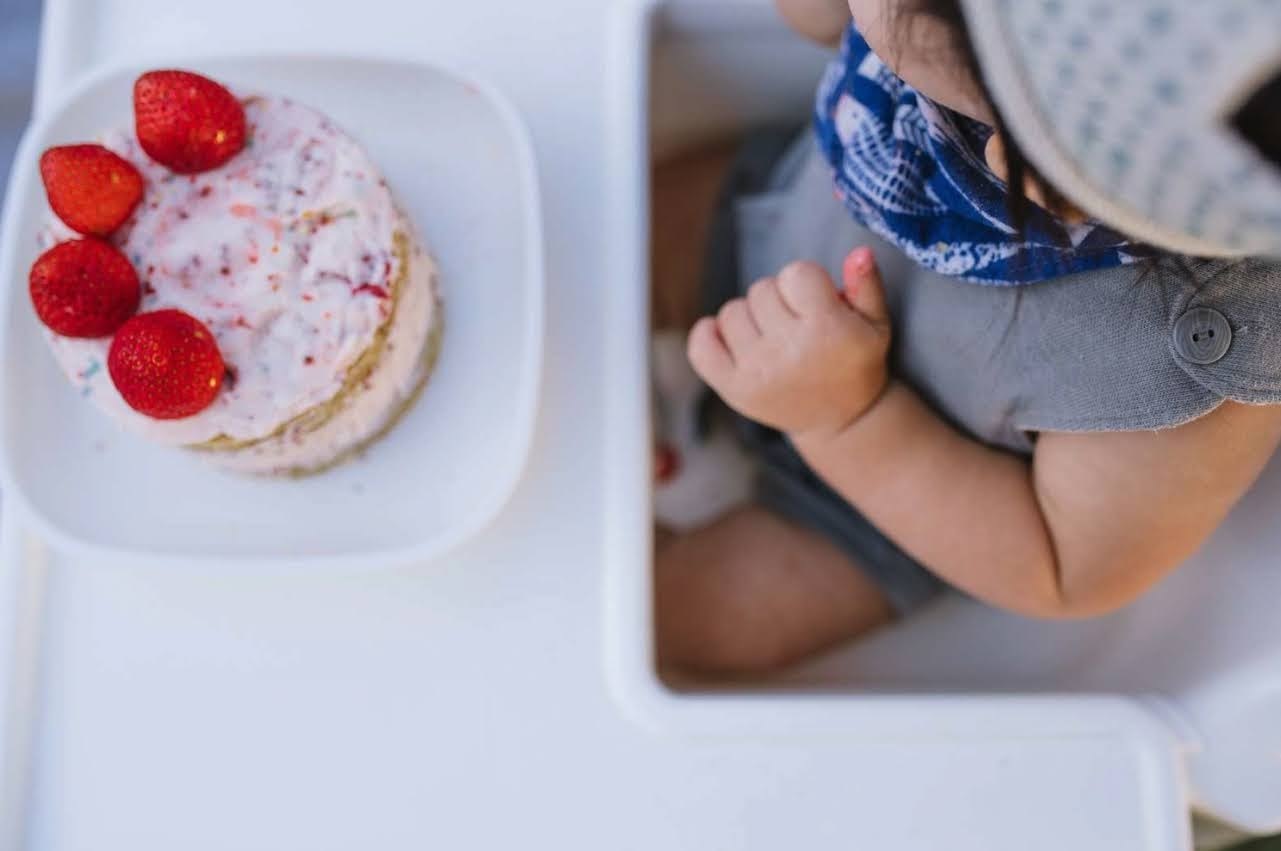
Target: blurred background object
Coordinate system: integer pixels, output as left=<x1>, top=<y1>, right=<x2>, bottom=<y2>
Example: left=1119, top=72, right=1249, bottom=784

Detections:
left=1222, top=833, right=1281, bottom=851
left=0, top=0, right=42, bottom=199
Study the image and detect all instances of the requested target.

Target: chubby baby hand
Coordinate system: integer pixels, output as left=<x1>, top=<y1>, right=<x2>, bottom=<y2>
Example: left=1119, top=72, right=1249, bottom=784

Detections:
left=687, top=248, right=891, bottom=440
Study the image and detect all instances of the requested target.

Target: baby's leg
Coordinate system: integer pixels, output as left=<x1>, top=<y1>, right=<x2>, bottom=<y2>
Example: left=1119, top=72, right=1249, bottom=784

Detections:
left=650, top=144, right=888, bottom=675
left=651, top=141, right=737, bottom=330
left=656, top=505, right=893, bottom=676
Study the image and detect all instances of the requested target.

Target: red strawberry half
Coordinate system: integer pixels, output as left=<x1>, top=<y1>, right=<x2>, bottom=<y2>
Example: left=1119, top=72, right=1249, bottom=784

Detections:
left=39, top=144, right=144, bottom=237
left=108, top=309, right=225, bottom=419
left=133, top=70, right=246, bottom=174
left=29, top=239, right=141, bottom=338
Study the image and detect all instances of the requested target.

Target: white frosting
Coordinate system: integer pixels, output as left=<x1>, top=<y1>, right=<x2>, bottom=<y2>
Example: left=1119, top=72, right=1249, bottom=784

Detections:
left=208, top=243, right=439, bottom=475
left=40, top=94, right=440, bottom=469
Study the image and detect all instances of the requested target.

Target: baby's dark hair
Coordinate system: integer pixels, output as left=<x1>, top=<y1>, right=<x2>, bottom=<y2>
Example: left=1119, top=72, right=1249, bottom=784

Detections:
left=891, top=0, right=1065, bottom=233
left=1233, top=72, right=1281, bottom=173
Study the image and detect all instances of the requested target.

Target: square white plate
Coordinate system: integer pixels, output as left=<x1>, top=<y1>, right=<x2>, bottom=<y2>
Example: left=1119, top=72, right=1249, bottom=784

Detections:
left=0, top=54, right=543, bottom=568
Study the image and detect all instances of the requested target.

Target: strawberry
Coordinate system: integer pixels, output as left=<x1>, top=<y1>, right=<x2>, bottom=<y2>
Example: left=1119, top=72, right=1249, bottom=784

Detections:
left=108, top=309, right=225, bottom=419
left=29, top=239, right=141, bottom=338
left=39, top=144, right=144, bottom=236
left=133, top=70, right=246, bottom=174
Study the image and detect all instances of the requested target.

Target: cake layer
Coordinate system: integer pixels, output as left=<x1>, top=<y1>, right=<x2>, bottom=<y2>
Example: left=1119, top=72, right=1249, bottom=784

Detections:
left=207, top=239, right=442, bottom=475
left=41, top=94, right=439, bottom=453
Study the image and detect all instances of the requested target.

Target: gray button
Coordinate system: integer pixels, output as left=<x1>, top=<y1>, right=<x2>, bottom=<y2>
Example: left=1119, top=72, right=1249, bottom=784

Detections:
left=1173, top=307, right=1232, bottom=365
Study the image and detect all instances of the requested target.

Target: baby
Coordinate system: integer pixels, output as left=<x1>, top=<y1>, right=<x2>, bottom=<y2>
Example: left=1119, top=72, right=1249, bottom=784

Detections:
left=654, top=0, right=1281, bottom=674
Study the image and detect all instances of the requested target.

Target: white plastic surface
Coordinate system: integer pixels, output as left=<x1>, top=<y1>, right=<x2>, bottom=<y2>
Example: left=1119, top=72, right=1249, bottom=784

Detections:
left=3, top=0, right=1278, bottom=848
left=0, top=511, right=47, bottom=851
left=0, top=55, right=543, bottom=568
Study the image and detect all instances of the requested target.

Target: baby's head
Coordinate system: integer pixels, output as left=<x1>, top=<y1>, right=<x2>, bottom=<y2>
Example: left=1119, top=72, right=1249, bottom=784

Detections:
left=848, top=0, right=1281, bottom=257
left=847, top=0, right=993, bottom=125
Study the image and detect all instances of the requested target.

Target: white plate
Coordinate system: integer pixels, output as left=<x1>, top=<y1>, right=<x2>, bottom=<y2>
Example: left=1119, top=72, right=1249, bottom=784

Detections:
left=0, top=54, right=543, bottom=568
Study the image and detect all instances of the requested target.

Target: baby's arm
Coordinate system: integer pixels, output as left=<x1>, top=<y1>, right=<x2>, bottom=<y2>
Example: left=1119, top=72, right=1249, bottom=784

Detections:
left=794, top=383, right=1281, bottom=618
left=690, top=256, right=1281, bottom=619
left=774, top=0, right=850, bottom=46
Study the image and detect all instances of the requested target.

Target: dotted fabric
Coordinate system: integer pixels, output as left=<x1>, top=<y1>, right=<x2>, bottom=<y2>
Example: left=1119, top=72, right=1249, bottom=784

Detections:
left=976, top=0, right=1281, bottom=256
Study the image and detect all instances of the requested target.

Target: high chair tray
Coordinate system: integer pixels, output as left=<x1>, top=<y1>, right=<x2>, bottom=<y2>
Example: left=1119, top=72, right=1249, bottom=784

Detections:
left=2, top=0, right=1278, bottom=849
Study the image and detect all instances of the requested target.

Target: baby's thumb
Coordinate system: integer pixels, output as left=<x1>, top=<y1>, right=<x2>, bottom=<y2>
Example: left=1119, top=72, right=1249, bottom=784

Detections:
left=842, top=247, right=888, bottom=323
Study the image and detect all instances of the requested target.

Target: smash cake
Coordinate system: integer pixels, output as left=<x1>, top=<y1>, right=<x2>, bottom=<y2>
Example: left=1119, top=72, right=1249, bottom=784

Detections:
left=29, top=69, right=442, bottom=475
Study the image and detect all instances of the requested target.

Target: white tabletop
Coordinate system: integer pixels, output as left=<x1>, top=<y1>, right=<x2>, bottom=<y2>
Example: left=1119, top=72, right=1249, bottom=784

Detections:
left=0, top=1, right=1191, bottom=848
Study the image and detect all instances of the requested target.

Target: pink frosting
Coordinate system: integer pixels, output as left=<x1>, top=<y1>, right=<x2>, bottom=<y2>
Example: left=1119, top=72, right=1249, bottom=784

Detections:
left=41, top=94, right=436, bottom=456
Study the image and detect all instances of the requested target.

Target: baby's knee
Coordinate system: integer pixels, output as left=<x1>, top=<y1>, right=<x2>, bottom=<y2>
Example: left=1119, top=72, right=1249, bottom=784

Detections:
left=655, top=543, right=792, bottom=675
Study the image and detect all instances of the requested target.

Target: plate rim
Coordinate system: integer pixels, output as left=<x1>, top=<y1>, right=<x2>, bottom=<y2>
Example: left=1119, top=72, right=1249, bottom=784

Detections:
left=0, top=49, right=546, bottom=571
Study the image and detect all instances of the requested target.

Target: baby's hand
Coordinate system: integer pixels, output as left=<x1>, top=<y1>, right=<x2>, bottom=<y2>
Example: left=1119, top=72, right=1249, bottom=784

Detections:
left=687, top=248, right=891, bottom=440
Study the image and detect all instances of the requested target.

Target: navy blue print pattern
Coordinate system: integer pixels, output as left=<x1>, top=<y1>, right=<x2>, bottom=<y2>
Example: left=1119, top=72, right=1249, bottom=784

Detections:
left=813, top=25, right=1153, bottom=286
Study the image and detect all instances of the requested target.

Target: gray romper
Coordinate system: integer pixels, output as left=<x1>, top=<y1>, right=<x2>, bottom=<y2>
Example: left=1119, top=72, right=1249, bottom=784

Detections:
left=706, top=130, right=1281, bottom=613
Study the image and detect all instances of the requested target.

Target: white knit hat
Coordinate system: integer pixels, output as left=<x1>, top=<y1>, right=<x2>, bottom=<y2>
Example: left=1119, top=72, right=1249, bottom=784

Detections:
left=958, top=0, right=1281, bottom=257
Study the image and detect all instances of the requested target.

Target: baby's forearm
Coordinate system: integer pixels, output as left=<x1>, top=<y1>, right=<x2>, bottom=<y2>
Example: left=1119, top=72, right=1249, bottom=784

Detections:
left=790, top=381, right=1068, bottom=617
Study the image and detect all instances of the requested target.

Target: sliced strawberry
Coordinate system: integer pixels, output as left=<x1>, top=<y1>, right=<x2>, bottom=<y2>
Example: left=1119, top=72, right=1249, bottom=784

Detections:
left=39, top=144, right=144, bottom=236
left=108, top=309, right=225, bottom=419
left=133, top=70, right=246, bottom=174
left=29, top=239, right=141, bottom=338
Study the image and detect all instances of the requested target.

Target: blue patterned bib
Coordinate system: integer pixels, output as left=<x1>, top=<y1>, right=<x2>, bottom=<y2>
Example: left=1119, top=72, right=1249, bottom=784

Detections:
left=814, top=25, right=1154, bottom=286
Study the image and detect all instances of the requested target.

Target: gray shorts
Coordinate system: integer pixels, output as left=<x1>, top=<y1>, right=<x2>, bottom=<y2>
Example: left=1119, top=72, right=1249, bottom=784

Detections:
left=701, top=127, right=943, bottom=614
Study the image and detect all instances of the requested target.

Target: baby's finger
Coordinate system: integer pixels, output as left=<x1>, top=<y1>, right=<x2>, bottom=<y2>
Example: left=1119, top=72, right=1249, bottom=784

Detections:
left=842, top=247, right=889, bottom=324
left=717, top=299, right=760, bottom=355
left=746, top=276, right=795, bottom=329
left=777, top=261, right=840, bottom=316
left=687, top=316, right=734, bottom=385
